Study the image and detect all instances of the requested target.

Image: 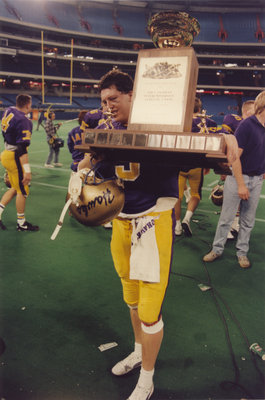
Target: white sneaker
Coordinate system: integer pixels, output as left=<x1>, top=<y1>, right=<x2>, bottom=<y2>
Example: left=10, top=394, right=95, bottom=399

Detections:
left=54, top=163, right=63, bottom=167
left=103, top=221, right=112, bottom=229
left=127, top=383, right=154, bottom=400
left=111, top=352, right=142, bottom=376
left=45, top=163, right=54, bottom=168
left=175, top=222, right=182, bottom=236
left=231, top=217, right=240, bottom=232
left=227, top=230, right=235, bottom=240
left=184, top=187, right=191, bottom=203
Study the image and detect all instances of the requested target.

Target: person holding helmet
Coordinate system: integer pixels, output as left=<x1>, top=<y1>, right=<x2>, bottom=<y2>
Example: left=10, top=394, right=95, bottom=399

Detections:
left=78, top=69, right=179, bottom=400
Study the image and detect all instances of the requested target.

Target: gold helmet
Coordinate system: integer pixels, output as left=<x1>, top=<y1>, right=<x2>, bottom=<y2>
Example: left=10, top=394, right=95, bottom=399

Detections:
left=68, top=169, right=125, bottom=226
left=210, top=184, right=224, bottom=207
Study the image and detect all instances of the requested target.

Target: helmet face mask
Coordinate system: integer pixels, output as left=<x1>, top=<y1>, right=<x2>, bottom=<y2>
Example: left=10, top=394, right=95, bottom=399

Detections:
left=68, top=170, right=125, bottom=226
left=210, top=184, right=224, bottom=206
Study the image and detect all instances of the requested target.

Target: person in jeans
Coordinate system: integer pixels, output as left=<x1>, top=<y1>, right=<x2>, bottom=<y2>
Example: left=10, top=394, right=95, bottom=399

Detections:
left=203, top=91, right=265, bottom=269
left=44, top=112, right=62, bottom=168
left=221, top=100, right=255, bottom=240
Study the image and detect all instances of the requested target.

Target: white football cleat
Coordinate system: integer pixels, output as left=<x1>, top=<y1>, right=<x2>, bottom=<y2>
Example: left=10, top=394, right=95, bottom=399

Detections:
left=111, top=352, right=142, bottom=376
left=127, top=383, right=154, bottom=400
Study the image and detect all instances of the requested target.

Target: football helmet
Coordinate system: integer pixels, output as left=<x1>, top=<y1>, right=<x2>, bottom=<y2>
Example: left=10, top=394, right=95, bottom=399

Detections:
left=67, top=168, right=125, bottom=226
left=210, top=184, right=224, bottom=206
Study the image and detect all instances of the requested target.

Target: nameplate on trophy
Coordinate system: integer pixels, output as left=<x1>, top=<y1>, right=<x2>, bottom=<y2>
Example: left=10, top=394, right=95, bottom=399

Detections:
left=76, top=129, right=227, bottom=169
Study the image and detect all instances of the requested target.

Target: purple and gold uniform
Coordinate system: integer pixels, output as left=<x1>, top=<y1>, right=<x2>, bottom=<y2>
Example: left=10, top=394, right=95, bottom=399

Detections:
left=81, top=108, right=106, bottom=131
left=192, top=116, right=218, bottom=134
left=68, top=109, right=107, bottom=172
left=178, top=116, right=218, bottom=200
left=67, top=126, right=84, bottom=172
left=222, top=113, right=243, bottom=135
left=1, top=107, right=32, bottom=195
left=97, top=120, right=178, bottom=324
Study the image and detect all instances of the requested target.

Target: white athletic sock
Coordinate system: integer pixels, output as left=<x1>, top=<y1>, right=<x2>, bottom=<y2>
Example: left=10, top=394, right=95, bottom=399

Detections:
left=134, top=342, right=142, bottom=356
left=17, top=213, right=25, bottom=226
left=0, top=204, right=5, bottom=219
left=183, top=210, right=193, bottom=223
left=138, top=367, right=154, bottom=388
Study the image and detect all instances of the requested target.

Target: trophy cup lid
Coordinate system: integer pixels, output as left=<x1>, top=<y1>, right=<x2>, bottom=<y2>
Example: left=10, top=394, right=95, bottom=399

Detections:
left=148, top=11, right=200, bottom=48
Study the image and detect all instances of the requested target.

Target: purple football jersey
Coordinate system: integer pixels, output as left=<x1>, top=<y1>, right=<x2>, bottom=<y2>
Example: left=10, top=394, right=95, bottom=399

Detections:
left=222, top=114, right=242, bottom=134
left=192, top=116, right=218, bottom=133
left=2, top=106, right=32, bottom=146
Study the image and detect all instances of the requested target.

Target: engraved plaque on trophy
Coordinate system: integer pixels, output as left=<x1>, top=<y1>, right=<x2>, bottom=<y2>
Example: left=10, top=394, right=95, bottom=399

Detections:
left=128, top=10, right=200, bottom=133
left=128, top=47, right=198, bottom=133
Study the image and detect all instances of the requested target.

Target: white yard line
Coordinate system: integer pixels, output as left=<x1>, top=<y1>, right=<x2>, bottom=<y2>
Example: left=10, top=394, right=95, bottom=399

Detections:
left=31, top=163, right=70, bottom=173
left=32, top=181, right=67, bottom=190
left=207, top=179, right=220, bottom=187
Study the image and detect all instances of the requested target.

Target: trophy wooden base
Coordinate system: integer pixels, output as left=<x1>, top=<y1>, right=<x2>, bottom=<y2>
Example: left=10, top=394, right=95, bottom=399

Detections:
left=75, top=128, right=228, bottom=170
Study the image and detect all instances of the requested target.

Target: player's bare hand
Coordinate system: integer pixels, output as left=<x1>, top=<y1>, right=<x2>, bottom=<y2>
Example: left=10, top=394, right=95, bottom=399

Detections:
left=238, top=183, right=249, bottom=200
left=22, top=172, right=31, bottom=185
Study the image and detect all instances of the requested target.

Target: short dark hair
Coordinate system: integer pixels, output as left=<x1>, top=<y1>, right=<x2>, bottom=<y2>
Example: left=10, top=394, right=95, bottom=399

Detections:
left=99, top=69, right=133, bottom=94
left=194, top=97, right=202, bottom=113
left=16, top=94, right=31, bottom=108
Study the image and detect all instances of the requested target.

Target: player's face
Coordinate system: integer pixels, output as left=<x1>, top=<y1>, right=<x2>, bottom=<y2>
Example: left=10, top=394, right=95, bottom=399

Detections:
left=101, top=85, right=132, bottom=125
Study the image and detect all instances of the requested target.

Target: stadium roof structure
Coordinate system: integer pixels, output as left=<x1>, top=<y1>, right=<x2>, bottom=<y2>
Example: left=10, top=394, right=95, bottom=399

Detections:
left=53, top=0, right=265, bottom=13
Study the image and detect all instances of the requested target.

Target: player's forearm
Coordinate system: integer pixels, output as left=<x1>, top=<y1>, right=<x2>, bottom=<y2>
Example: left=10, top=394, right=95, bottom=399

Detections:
left=231, top=157, right=244, bottom=186
left=78, top=154, right=92, bottom=171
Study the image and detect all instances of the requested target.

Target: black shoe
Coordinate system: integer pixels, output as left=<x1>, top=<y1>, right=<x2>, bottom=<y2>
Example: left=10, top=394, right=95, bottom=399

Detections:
left=0, top=220, right=7, bottom=230
left=182, top=221, right=192, bottom=237
left=17, top=221, right=39, bottom=232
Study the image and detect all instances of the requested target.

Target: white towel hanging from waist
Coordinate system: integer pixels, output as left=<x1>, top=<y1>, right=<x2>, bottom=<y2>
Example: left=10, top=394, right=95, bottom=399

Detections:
left=129, top=215, right=160, bottom=283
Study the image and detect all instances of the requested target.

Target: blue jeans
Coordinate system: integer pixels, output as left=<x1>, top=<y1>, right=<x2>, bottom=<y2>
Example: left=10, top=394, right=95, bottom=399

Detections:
left=212, top=174, right=263, bottom=257
left=46, top=142, right=59, bottom=164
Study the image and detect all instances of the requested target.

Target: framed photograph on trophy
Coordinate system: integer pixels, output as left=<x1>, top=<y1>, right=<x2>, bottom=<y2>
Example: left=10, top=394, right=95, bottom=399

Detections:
left=128, top=47, right=198, bottom=133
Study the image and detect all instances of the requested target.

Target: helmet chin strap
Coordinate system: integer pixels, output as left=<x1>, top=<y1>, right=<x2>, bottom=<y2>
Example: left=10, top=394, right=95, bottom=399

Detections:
left=50, top=198, right=72, bottom=241
left=50, top=170, right=85, bottom=240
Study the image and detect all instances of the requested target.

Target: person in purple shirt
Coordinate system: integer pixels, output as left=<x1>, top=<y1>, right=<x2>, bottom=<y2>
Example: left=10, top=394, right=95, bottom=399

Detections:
left=203, top=91, right=265, bottom=269
left=0, top=94, right=39, bottom=231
